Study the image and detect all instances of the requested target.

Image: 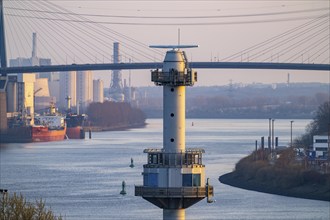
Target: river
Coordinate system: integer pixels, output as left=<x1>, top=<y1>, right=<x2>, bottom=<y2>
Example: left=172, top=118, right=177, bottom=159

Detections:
left=0, top=119, right=329, bottom=220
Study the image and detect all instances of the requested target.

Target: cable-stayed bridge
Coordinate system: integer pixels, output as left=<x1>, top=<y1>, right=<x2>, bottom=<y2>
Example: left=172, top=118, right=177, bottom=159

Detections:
left=0, top=0, right=329, bottom=75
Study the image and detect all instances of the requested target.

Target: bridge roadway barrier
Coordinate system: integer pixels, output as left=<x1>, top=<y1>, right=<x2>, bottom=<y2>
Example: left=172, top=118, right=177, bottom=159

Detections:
left=1, top=62, right=329, bottom=75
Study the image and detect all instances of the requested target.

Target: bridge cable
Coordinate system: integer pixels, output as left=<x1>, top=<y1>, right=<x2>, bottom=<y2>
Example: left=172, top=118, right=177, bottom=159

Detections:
left=221, top=13, right=329, bottom=62
left=43, top=0, right=164, bottom=60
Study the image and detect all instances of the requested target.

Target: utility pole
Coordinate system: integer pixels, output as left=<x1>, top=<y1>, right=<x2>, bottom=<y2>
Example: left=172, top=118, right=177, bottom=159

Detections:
left=272, top=119, right=275, bottom=155
left=290, top=120, right=294, bottom=147
left=268, top=118, right=271, bottom=152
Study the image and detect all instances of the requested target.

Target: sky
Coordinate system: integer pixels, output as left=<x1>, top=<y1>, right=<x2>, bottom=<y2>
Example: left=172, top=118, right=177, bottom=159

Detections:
left=3, top=0, right=330, bottom=87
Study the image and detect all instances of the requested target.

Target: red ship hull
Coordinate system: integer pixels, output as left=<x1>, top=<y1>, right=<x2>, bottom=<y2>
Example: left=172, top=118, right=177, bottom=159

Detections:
left=31, top=126, right=67, bottom=142
left=1, top=126, right=66, bottom=143
left=66, top=126, right=85, bottom=139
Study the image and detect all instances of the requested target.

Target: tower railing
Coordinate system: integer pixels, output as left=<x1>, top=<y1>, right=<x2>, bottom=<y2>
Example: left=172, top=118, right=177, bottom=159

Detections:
left=151, top=69, right=197, bottom=86
left=135, top=186, right=213, bottom=198
left=143, top=148, right=205, bottom=168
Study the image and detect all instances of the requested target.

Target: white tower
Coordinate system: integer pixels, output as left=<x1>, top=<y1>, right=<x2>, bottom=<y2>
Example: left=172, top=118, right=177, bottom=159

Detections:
left=135, top=46, right=213, bottom=220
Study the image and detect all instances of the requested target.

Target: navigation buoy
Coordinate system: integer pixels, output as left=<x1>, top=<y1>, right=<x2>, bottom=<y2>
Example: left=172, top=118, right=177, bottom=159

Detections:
left=129, top=158, right=135, bottom=168
left=120, top=181, right=127, bottom=195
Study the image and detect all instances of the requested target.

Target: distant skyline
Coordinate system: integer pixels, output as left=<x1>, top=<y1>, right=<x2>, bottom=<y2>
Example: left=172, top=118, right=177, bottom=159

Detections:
left=3, top=0, right=329, bottom=87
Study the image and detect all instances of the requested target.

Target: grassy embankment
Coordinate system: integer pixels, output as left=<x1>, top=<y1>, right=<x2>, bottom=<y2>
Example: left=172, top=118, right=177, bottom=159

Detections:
left=219, top=148, right=330, bottom=201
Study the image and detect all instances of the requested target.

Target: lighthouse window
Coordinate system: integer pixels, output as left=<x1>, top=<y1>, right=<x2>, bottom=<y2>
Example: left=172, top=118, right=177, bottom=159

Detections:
left=152, top=154, right=158, bottom=164
left=182, top=174, right=192, bottom=186
left=182, top=174, right=201, bottom=187
left=185, top=154, right=193, bottom=165
left=148, top=153, right=159, bottom=164
left=143, top=173, right=158, bottom=187
left=164, top=154, right=169, bottom=165
left=170, top=113, right=174, bottom=117
left=171, top=88, right=174, bottom=92
left=192, top=174, right=201, bottom=186
left=194, top=154, right=200, bottom=164
left=171, top=138, right=174, bottom=142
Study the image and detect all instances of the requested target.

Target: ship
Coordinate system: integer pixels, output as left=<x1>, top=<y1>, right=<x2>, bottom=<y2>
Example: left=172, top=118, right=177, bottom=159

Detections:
left=0, top=104, right=67, bottom=143
left=65, top=113, right=86, bottom=139
left=33, top=114, right=67, bottom=142
left=0, top=117, right=67, bottom=143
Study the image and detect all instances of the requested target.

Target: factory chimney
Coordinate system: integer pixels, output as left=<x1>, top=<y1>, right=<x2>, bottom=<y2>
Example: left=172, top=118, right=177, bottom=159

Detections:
left=32, top=32, right=37, bottom=58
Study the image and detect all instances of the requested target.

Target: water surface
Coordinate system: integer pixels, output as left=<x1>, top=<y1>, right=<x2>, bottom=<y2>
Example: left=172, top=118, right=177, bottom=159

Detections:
left=1, top=119, right=329, bottom=219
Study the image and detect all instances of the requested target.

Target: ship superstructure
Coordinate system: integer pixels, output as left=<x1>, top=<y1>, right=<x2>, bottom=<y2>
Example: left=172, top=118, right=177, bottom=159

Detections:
left=135, top=46, right=213, bottom=220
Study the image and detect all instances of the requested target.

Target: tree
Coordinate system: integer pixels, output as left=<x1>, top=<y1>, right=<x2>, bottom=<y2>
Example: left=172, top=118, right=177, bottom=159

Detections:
left=307, top=101, right=330, bottom=135
left=295, top=101, right=330, bottom=147
left=0, top=192, right=62, bottom=220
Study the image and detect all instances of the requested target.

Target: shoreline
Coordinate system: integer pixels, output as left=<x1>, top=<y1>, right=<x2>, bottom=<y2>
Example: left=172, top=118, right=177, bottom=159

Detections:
left=83, top=122, right=147, bottom=132
left=219, top=172, right=330, bottom=202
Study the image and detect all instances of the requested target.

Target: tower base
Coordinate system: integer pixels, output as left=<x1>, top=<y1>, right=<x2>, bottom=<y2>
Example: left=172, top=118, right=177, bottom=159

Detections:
left=163, top=209, right=185, bottom=220
left=135, top=186, right=210, bottom=209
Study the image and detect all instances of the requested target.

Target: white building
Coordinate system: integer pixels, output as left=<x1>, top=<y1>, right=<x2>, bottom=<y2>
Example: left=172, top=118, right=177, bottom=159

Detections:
left=313, top=135, right=329, bottom=157
left=77, top=71, right=93, bottom=113
left=16, top=73, right=36, bottom=125
left=34, top=78, right=55, bottom=112
left=34, top=78, right=50, bottom=97
left=93, top=79, right=104, bottom=103
left=48, top=80, right=60, bottom=105
left=59, top=71, right=76, bottom=111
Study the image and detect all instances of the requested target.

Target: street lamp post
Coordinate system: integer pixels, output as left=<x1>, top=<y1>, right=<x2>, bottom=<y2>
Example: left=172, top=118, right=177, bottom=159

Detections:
left=290, top=120, right=294, bottom=148
left=269, top=118, right=272, bottom=152
left=272, top=119, right=275, bottom=152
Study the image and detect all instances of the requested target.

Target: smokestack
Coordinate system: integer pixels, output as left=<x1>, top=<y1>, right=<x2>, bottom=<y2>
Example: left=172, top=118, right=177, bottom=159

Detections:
left=32, top=32, right=37, bottom=58
left=113, top=42, right=120, bottom=63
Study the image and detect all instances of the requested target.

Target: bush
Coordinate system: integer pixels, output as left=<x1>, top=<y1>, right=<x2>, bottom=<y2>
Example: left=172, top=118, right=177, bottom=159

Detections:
left=0, top=192, right=62, bottom=220
left=302, top=170, right=327, bottom=185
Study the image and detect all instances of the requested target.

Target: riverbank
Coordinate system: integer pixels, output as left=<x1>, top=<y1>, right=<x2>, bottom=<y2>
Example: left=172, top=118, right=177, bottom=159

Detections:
left=219, top=171, right=330, bottom=202
left=83, top=122, right=146, bottom=132
left=219, top=148, right=330, bottom=202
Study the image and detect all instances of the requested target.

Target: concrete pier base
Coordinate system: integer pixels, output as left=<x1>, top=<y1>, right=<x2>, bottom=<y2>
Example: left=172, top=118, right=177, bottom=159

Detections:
left=163, top=209, right=185, bottom=220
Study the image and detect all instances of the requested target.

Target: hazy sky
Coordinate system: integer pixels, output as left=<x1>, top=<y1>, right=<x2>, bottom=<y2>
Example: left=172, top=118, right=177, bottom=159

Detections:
left=4, top=0, right=330, bottom=87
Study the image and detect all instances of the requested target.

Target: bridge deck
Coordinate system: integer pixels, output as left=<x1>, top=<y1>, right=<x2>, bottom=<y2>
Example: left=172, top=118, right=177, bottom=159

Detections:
left=0, top=62, right=329, bottom=75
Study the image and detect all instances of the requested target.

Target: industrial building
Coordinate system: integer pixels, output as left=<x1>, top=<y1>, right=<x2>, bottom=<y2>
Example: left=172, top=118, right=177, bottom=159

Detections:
left=34, top=78, right=55, bottom=112
left=5, top=73, right=36, bottom=125
left=93, top=79, right=104, bottom=103
left=59, top=71, right=76, bottom=111
left=9, top=33, right=55, bottom=81
left=109, top=42, right=124, bottom=102
left=77, top=70, right=93, bottom=113
left=313, top=135, right=329, bottom=158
